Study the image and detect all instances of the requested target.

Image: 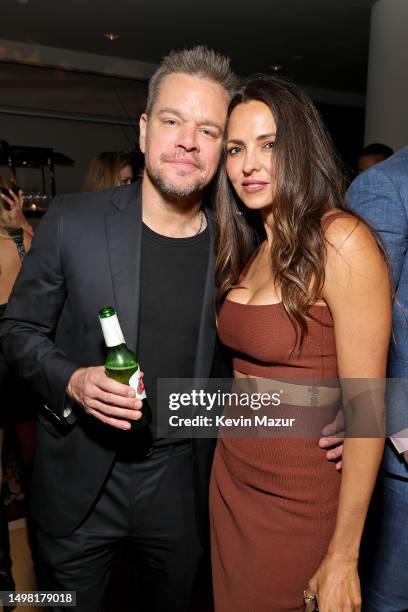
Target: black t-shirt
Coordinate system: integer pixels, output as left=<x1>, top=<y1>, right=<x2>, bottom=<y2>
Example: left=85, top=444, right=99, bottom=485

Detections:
left=138, top=222, right=210, bottom=444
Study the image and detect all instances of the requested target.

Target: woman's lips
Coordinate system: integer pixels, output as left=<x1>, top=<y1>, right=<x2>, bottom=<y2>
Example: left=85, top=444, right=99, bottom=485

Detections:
left=242, top=181, right=268, bottom=193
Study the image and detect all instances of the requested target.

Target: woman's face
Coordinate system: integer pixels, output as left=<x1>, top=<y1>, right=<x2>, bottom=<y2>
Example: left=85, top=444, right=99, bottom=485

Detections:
left=117, top=164, right=134, bottom=186
left=226, top=100, right=276, bottom=211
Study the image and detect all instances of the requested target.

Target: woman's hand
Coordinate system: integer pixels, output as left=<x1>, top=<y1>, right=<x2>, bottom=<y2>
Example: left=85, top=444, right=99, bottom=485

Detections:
left=306, top=553, right=361, bottom=611
left=0, top=189, right=31, bottom=232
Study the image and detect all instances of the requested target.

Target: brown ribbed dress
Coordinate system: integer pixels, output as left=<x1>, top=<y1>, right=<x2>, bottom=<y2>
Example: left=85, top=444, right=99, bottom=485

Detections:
left=210, top=214, right=350, bottom=612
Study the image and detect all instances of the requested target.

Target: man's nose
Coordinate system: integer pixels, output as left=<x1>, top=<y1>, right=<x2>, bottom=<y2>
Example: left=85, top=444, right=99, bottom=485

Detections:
left=176, top=125, right=199, bottom=152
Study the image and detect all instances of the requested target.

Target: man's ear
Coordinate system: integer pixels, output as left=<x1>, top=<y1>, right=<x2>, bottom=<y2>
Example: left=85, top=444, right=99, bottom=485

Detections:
left=139, top=113, right=148, bottom=154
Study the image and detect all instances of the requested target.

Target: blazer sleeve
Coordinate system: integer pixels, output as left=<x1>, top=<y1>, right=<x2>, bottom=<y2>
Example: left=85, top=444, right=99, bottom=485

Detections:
left=347, top=166, right=408, bottom=441
left=0, top=196, right=81, bottom=425
left=347, top=167, right=408, bottom=286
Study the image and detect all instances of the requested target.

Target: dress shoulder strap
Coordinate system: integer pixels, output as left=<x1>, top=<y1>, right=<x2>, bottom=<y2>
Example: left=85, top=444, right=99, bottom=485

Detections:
left=321, top=211, right=356, bottom=234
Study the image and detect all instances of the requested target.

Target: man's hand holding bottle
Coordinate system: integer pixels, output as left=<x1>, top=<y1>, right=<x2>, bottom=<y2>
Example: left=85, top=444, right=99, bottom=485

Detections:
left=67, top=366, right=143, bottom=430
left=67, top=307, right=150, bottom=430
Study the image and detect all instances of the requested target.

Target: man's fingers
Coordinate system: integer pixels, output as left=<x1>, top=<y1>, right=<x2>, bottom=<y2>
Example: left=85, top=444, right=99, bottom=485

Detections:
left=97, top=389, right=140, bottom=410
left=67, top=367, right=144, bottom=426
left=86, top=406, right=132, bottom=430
left=321, top=409, right=345, bottom=437
left=88, top=399, right=142, bottom=423
left=321, top=422, right=345, bottom=437
left=319, top=433, right=345, bottom=448
left=95, top=370, right=136, bottom=397
left=325, top=444, right=343, bottom=461
left=321, top=422, right=336, bottom=436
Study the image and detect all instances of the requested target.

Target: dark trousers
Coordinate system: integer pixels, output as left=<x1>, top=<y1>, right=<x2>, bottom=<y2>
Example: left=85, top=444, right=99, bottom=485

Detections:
left=361, top=470, right=408, bottom=612
left=36, top=441, right=203, bottom=612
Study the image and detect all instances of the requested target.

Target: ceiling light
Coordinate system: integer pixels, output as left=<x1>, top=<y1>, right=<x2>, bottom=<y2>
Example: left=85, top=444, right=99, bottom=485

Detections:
left=269, top=64, right=283, bottom=72
left=103, top=32, right=119, bottom=41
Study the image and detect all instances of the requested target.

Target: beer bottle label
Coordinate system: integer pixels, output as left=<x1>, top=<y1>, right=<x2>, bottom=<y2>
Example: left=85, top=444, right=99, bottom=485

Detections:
left=129, top=366, right=147, bottom=400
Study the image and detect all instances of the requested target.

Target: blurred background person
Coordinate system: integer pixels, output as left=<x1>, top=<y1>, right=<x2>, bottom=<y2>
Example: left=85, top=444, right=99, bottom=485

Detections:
left=82, top=151, right=135, bottom=192
left=357, top=143, right=394, bottom=174
left=0, top=177, right=36, bottom=602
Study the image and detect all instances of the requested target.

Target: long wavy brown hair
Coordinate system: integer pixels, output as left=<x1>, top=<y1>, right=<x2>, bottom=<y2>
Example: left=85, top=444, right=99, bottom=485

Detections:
left=215, top=75, right=353, bottom=348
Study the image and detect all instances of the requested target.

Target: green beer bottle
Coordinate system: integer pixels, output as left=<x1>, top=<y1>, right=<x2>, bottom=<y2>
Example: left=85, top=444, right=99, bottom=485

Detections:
left=98, top=306, right=152, bottom=430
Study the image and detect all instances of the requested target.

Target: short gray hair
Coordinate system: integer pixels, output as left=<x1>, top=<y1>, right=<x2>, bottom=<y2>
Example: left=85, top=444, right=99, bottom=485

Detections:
left=146, top=46, right=238, bottom=114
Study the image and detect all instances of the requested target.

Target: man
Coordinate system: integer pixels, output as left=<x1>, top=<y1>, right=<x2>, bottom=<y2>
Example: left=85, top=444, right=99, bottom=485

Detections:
left=357, top=142, right=394, bottom=174
left=348, top=146, right=408, bottom=611
left=1, top=46, right=235, bottom=612
left=1, top=46, right=342, bottom=611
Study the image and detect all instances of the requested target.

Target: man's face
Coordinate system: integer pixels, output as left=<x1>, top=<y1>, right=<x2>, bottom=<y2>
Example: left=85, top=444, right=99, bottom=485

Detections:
left=139, top=73, right=229, bottom=198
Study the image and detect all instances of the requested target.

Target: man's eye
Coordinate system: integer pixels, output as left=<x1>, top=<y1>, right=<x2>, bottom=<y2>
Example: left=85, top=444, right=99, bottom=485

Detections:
left=227, top=147, right=241, bottom=156
left=163, top=119, right=178, bottom=126
left=201, top=128, right=216, bottom=138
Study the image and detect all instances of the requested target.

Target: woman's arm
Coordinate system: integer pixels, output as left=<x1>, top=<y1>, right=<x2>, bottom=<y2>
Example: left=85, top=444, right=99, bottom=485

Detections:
left=308, top=215, right=391, bottom=611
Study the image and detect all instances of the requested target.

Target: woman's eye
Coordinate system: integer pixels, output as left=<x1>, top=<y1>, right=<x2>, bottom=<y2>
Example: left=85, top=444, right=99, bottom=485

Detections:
left=227, top=147, right=241, bottom=156
left=264, top=141, right=276, bottom=150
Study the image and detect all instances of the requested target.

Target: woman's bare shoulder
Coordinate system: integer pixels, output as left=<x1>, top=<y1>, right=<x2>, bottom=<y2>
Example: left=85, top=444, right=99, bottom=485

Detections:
left=323, top=211, right=378, bottom=256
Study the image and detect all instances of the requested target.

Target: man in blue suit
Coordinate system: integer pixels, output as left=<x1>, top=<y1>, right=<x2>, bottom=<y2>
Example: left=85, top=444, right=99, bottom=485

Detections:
left=347, top=146, right=408, bottom=611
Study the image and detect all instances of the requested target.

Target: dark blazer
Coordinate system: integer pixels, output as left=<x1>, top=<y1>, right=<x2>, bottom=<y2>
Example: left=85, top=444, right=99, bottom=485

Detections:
left=0, top=181, right=220, bottom=537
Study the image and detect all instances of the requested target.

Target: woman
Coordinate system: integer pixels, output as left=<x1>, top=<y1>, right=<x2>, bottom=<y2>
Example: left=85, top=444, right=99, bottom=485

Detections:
left=0, top=179, right=35, bottom=602
left=210, top=76, right=391, bottom=611
left=82, top=150, right=134, bottom=192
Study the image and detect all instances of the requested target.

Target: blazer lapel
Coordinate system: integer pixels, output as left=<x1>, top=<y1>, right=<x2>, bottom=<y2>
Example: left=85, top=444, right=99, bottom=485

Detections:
left=106, top=185, right=217, bottom=374
left=105, top=182, right=142, bottom=353
left=193, top=209, right=217, bottom=379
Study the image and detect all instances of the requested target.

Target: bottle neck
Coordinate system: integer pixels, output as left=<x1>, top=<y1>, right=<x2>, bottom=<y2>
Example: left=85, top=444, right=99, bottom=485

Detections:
left=107, top=343, right=126, bottom=351
left=100, top=313, right=125, bottom=347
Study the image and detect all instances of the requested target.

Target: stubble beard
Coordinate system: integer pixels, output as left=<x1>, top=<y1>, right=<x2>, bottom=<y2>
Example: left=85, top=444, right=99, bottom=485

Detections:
left=145, top=161, right=208, bottom=199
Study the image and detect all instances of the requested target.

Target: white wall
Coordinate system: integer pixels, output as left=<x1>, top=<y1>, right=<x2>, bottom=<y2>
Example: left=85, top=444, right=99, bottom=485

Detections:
left=365, top=0, right=408, bottom=150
